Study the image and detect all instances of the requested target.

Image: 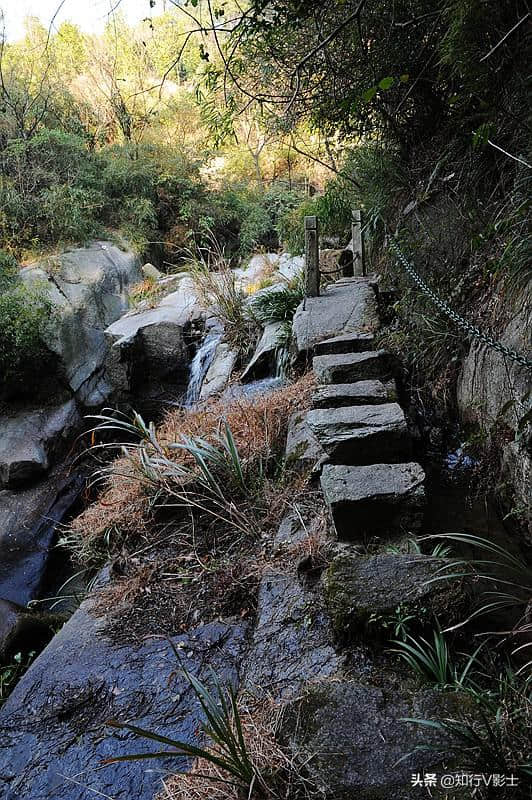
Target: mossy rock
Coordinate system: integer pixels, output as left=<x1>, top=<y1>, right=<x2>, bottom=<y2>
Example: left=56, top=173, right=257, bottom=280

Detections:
left=323, top=553, right=469, bottom=642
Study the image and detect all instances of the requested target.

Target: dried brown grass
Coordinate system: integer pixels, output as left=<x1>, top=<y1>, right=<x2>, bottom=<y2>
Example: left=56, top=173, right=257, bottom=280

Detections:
left=158, top=697, right=319, bottom=800
left=66, top=373, right=315, bottom=564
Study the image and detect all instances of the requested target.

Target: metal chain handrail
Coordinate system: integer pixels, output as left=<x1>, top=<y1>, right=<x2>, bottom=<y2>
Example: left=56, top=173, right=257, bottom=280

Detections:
left=386, top=232, right=532, bottom=370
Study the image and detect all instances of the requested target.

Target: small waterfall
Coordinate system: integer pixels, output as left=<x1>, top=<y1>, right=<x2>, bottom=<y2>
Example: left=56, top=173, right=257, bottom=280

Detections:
left=185, top=331, right=221, bottom=406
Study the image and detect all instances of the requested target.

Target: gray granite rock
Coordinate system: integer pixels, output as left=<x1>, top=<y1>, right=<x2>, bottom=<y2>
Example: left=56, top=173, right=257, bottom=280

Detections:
left=199, top=341, right=238, bottom=400
left=0, top=472, right=84, bottom=605
left=0, top=401, right=80, bottom=488
left=320, top=462, right=425, bottom=539
left=0, top=603, right=248, bottom=800
left=323, top=553, right=451, bottom=639
left=313, top=350, right=395, bottom=384
left=243, top=571, right=340, bottom=700
left=284, top=681, right=472, bottom=799
left=285, top=411, right=327, bottom=473
left=21, top=242, right=141, bottom=406
left=241, top=321, right=285, bottom=382
left=311, top=380, right=393, bottom=409
left=292, top=281, right=379, bottom=357
left=306, top=404, right=411, bottom=465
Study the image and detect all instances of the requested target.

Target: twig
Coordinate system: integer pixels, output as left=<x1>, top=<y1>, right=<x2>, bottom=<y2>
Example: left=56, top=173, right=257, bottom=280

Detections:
left=480, top=13, right=530, bottom=62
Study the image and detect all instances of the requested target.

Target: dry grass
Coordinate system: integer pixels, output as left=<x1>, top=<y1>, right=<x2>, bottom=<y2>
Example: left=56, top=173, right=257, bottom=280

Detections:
left=65, top=373, right=315, bottom=566
left=158, top=697, right=321, bottom=800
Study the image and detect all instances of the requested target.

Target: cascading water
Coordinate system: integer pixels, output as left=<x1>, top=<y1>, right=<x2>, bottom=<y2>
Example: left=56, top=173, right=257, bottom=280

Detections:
left=184, top=331, right=222, bottom=407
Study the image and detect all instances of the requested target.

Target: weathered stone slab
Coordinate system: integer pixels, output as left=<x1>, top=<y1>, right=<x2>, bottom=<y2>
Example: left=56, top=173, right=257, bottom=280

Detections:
left=313, top=350, right=395, bottom=384
left=285, top=411, right=327, bottom=473
left=241, top=321, right=285, bottom=382
left=0, top=401, right=80, bottom=489
left=324, top=553, right=446, bottom=640
left=311, top=380, right=393, bottom=409
left=314, top=332, right=375, bottom=356
left=321, top=462, right=425, bottom=540
left=306, top=404, right=410, bottom=465
left=243, top=572, right=340, bottom=700
left=284, top=681, right=472, bottom=799
left=0, top=603, right=248, bottom=800
left=292, top=281, right=379, bottom=356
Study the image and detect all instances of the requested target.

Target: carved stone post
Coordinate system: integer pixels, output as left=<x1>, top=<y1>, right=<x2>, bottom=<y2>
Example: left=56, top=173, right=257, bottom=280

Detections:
left=352, top=209, right=365, bottom=276
left=304, top=215, right=319, bottom=297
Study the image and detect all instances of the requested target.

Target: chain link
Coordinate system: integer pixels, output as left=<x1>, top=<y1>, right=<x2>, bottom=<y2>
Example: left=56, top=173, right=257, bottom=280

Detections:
left=386, top=233, right=532, bottom=370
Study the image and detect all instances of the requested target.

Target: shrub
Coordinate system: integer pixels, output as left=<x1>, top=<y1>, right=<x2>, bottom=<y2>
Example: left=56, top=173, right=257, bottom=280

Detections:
left=0, top=267, right=54, bottom=394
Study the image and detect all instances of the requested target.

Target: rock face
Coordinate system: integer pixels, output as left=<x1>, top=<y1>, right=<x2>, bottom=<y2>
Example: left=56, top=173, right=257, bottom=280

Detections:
left=199, top=341, right=238, bottom=400
left=457, top=279, right=532, bottom=533
left=324, top=553, right=449, bottom=639
left=21, top=242, right=141, bottom=407
left=0, top=401, right=80, bottom=489
left=292, top=281, right=379, bottom=357
left=312, top=380, right=393, bottom=409
left=320, top=462, right=425, bottom=539
left=313, top=350, right=395, bottom=384
left=0, top=603, right=248, bottom=800
left=241, top=321, right=285, bottom=382
left=243, top=572, right=340, bottom=700
left=0, top=472, right=84, bottom=606
left=306, top=404, right=411, bottom=465
left=104, top=279, right=201, bottom=397
left=284, top=681, right=470, bottom=799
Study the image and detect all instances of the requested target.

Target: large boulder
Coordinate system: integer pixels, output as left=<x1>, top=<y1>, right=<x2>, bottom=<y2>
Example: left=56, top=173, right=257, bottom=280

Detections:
left=241, top=321, right=286, bottom=382
left=0, top=602, right=248, bottom=800
left=21, top=242, right=141, bottom=407
left=0, top=401, right=80, bottom=489
left=199, top=341, right=238, bottom=400
left=320, top=462, right=425, bottom=540
left=292, top=280, right=379, bottom=357
left=104, top=278, right=202, bottom=397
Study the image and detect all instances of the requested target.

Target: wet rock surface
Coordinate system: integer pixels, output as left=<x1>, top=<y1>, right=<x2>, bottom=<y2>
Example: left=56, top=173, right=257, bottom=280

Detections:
left=321, top=462, right=425, bottom=539
left=0, top=401, right=80, bottom=488
left=0, top=603, right=249, bottom=800
left=0, top=472, right=84, bottom=606
left=243, top=571, right=340, bottom=700
left=199, top=341, right=238, bottom=400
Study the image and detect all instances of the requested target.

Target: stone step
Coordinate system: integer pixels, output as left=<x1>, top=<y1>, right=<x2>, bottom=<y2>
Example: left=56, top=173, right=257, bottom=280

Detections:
left=311, top=380, right=396, bottom=409
left=320, top=462, right=424, bottom=540
left=306, top=403, right=411, bottom=465
left=313, top=350, right=395, bottom=384
left=314, top=332, right=375, bottom=356
left=285, top=411, right=327, bottom=473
